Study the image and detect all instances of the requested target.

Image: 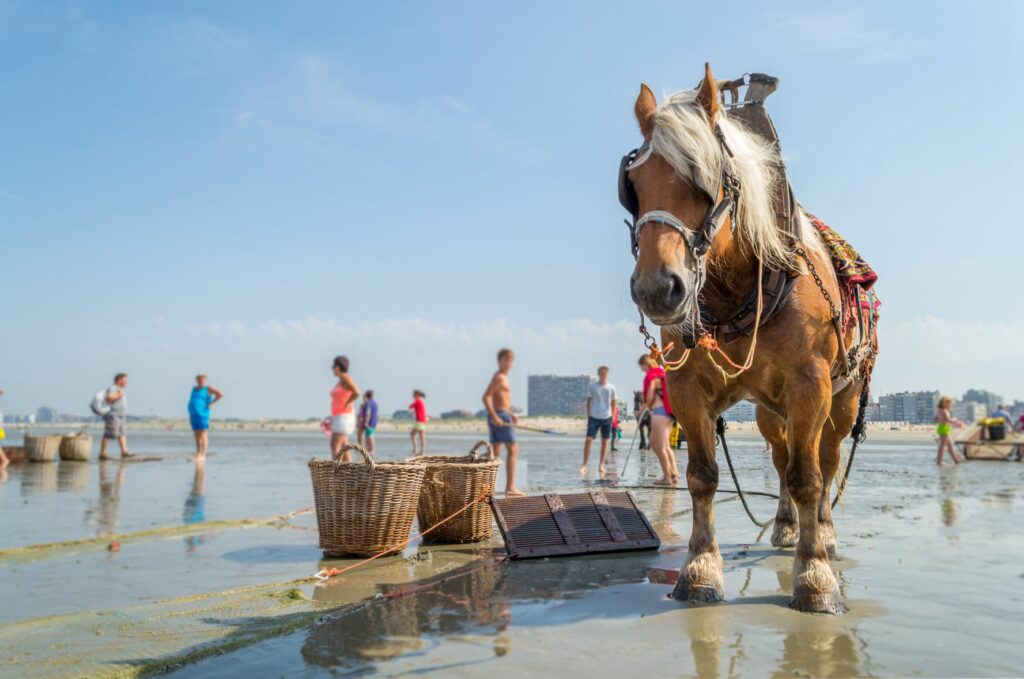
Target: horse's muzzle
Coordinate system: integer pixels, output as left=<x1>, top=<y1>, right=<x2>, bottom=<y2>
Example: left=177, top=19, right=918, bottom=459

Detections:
left=630, top=266, right=689, bottom=324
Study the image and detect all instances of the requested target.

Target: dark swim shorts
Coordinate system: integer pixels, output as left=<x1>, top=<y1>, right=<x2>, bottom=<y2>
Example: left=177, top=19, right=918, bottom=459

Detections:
left=586, top=416, right=612, bottom=440
left=488, top=410, right=516, bottom=445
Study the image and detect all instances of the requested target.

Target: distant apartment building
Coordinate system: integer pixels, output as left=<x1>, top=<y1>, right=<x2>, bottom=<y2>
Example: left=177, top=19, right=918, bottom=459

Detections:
left=914, top=391, right=940, bottom=424
left=878, top=392, right=915, bottom=422
left=962, top=389, right=1002, bottom=412
left=952, top=401, right=987, bottom=423
left=527, top=374, right=594, bottom=416
left=723, top=400, right=757, bottom=422
left=877, top=391, right=938, bottom=423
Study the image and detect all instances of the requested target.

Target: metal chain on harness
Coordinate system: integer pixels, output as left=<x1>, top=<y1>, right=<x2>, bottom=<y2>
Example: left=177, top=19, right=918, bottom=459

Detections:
left=793, top=243, right=851, bottom=376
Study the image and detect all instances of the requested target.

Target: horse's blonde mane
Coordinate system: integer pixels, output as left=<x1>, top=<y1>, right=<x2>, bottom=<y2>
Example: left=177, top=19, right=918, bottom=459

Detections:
left=650, top=89, right=818, bottom=270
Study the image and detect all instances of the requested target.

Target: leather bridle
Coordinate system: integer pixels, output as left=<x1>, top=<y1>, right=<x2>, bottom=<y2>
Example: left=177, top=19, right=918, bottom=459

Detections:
left=619, top=123, right=743, bottom=347
left=618, top=124, right=741, bottom=262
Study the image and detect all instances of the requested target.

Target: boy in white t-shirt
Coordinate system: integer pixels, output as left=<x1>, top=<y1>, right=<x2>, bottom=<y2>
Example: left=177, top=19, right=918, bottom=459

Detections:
left=580, top=366, right=616, bottom=476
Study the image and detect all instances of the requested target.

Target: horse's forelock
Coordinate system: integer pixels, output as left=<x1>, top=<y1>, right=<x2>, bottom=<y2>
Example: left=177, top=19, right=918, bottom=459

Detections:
left=647, top=89, right=821, bottom=270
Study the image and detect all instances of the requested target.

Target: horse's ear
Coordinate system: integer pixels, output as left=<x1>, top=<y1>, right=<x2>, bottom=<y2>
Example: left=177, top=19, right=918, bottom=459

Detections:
left=634, top=83, right=656, bottom=139
left=695, top=62, right=720, bottom=123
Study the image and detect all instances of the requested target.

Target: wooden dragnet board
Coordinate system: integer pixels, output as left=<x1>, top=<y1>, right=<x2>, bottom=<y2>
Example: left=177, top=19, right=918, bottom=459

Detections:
left=490, top=490, right=660, bottom=560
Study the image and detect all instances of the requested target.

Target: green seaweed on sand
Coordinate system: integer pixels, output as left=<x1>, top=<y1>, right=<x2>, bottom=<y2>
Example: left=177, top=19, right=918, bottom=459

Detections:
left=0, top=510, right=309, bottom=567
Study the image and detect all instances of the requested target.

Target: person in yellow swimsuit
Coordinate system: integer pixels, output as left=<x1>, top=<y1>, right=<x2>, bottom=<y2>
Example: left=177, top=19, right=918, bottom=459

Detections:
left=934, top=396, right=964, bottom=466
left=0, top=387, right=8, bottom=470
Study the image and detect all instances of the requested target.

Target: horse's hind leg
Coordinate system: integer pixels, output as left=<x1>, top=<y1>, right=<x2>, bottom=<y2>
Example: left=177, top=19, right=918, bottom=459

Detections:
left=818, top=380, right=861, bottom=559
left=672, top=410, right=724, bottom=603
left=787, top=368, right=847, bottom=614
left=756, top=406, right=797, bottom=547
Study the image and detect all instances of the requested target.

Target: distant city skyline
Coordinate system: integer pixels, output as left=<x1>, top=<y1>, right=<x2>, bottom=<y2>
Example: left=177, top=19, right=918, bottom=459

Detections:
left=2, top=3, right=1022, bottom=418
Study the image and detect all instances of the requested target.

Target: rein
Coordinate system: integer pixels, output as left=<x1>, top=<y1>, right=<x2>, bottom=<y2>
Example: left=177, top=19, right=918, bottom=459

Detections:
left=623, top=122, right=763, bottom=380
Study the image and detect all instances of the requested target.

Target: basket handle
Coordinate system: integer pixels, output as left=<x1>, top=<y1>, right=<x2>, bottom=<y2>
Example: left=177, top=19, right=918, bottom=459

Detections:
left=337, top=443, right=374, bottom=467
left=469, top=441, right=494, bottom=462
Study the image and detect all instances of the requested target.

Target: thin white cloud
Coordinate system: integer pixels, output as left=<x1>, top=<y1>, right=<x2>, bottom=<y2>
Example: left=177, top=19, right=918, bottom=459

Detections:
left=135, top=314, right=1024, bottom=417
left=769, top=7, right=925, bottom=64
left=875, top=315, right=1024, bottom=400
left=220, top=53, right=538, bottom=160
left=194, top=316, right=637, bottom=348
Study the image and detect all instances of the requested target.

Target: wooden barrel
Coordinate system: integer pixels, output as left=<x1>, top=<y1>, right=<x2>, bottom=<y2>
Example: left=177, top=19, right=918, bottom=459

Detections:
left=59, top=434, right=93, bottom=461
left=24, top=434, right=61, bottom=462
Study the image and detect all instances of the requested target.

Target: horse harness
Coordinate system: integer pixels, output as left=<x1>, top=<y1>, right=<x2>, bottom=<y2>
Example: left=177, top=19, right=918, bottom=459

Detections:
left=618, top=73, right=848, bottom=376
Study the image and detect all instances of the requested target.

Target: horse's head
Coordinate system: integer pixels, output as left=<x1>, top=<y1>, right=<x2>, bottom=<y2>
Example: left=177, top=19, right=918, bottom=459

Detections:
left=622, top=63, right=737, bottom=329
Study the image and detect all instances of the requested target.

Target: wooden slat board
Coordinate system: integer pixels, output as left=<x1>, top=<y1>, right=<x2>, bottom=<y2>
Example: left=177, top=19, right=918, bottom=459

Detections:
left=490, top=490, right=660, bottom=560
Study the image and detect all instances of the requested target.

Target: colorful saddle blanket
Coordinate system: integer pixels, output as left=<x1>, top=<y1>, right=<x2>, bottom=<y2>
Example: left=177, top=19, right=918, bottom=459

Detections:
left=807, top=214, right=881, bottom=338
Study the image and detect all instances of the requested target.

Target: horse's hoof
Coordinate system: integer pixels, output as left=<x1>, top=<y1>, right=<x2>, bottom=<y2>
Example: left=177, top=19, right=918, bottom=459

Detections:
left=671, top=578, right=724, bottom=604
left=791, top=557, right=846, bottom=614
left=771, top=522, right=798, bottom=548
left=790, top=589, right=848, bottom=615
left=671, top=551, right=724, bottom=604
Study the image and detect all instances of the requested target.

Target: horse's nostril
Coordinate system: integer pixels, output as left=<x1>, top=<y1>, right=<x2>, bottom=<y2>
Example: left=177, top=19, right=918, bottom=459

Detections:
left=666, top=272, right=686, bottom=306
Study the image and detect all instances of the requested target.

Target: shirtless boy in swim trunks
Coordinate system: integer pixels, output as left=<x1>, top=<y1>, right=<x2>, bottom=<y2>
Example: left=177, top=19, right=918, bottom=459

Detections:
left=482, top=348, right=525, bottom=496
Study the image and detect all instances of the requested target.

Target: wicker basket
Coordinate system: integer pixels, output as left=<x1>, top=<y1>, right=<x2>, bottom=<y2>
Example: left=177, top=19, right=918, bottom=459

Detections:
left=24, top=434, right=61, bottom=462
left=59, top=434, right=93, bottom=461
left=416, top=441, right=500, bottom=544
left=309, top=444, right=427, bottom=558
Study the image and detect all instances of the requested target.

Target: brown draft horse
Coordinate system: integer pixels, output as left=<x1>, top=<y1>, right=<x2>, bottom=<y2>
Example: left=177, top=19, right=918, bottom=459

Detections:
left=625, top=64, right=875, bottom=614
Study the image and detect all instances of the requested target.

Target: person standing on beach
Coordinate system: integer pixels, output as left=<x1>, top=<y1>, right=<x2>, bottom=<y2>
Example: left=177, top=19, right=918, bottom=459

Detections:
left=483, top=348, right=525, bottom=496
left=188, top=374, right=223, bottom=460
left=610, top=396, right=622, bottom=451
left=361, top=390, right=379, bottom=455
left=640, top=355, right=679, bottom=485
left=990, top=404, right=1014, bottom=430
left=409, top=390, right=428, bottom=455
left=581, top=366, right=617, bottom=476
left=0, top=387, right=8, bottom=470
left=329, top=356, right=360, bottom=461
left=934, top=396, right=964, bottom=466
left=99, top=373, right=134, bottom=460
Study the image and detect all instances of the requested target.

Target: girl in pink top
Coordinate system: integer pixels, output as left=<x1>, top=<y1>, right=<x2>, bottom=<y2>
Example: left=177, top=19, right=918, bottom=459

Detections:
left=329, top=356, right=360, bottom=461
left=409, top=389, right=427, bottom=456
left=639, top=354, right=679, bottom=485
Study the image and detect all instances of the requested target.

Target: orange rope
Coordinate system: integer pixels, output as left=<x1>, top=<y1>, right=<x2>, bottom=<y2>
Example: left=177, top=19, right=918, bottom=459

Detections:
left=701, top=256, right=765, bottom=381
left=317, top=486, right=493, bottom=580
left=661, top=340, right=692, bottom=371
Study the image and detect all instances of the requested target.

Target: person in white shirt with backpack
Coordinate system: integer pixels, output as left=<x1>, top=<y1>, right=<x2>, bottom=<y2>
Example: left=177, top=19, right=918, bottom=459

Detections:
left=92, top=373, right=135, bottom=459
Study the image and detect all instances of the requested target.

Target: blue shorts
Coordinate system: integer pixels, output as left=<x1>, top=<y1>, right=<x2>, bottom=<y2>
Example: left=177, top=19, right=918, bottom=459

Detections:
left=488, top=410, right=517, bottom=445
left=190, top=414, right=210, bottom=431
left=586, top=416, right=612, bottom=439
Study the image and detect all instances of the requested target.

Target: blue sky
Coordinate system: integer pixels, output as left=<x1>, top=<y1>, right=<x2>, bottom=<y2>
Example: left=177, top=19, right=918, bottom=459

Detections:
left=2, top=1, right=1022, bottom=418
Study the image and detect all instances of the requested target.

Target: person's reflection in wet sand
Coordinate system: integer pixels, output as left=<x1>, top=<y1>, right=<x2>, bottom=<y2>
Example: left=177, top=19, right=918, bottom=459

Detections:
left=652, top=489, right=683, bottom=544
left=183, top=460, right=207, bottom=553
left=939, top=473, right=959, bottom=530
left=84, top=461, right=127, bottom=536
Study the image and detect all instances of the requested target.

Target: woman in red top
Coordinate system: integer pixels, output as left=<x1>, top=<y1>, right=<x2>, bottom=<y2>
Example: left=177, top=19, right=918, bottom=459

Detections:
left=409, top=389, right=428, bottom=456
left=639, top=354, right=679, bottom=485
left=329, top=356, right=360, bottom=461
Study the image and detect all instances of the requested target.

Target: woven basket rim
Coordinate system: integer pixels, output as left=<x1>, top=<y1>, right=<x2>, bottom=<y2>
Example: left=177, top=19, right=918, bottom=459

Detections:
left=419, top=455, right=501, bottom=469
left=308, top=457, right=426, bottom=468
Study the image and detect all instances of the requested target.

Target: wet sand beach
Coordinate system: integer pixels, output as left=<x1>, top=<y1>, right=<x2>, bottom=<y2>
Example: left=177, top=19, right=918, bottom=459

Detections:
left=1, top=429, right=1021, bottom=677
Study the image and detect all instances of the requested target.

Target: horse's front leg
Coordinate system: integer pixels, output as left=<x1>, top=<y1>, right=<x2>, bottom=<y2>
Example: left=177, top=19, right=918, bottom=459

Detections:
left=787, top=371, right=847, bottom=614
left=756, top=405, right=798, bottom=547
left=817, top=380, right=863, bottom=559
left=671, top=410, right=723, bottom=603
